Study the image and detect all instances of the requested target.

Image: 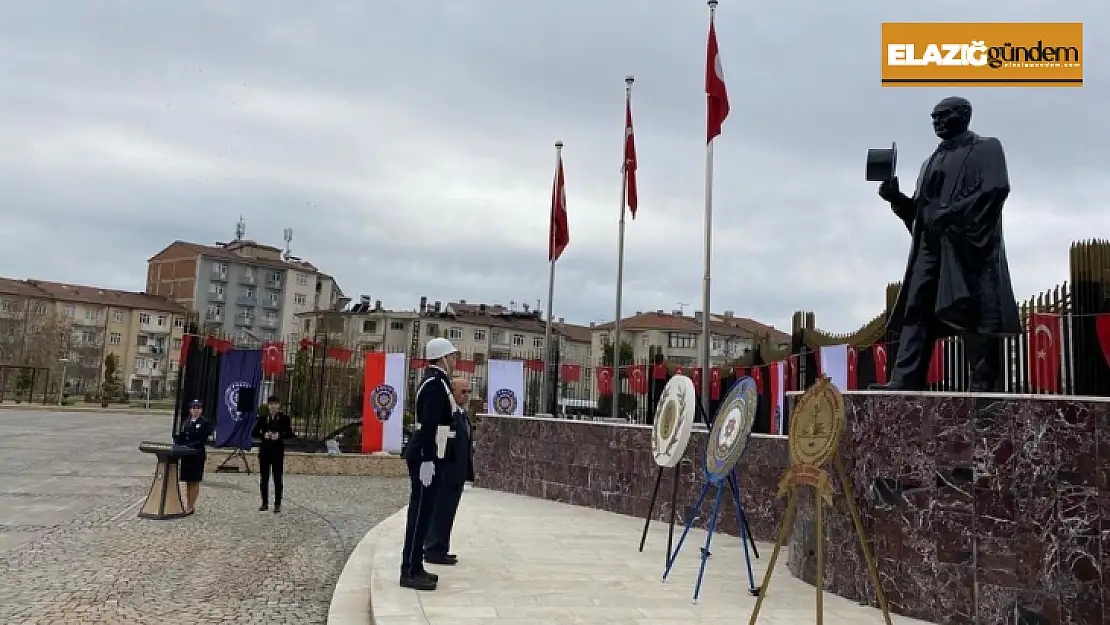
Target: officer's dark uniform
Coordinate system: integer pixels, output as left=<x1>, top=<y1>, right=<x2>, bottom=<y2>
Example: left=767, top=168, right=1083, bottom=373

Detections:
left=253, top=408, right=294, bottom=511
left=175, top=405, right=212, bottom=484
left=425, top=403, right=474, bottom=562
left=400, top=365, right=454, bottom=586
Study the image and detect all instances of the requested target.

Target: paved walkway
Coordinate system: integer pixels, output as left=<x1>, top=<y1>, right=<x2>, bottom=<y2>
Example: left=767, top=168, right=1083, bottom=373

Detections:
left=369, top=488, right=934, bottom=625
left=0, top=409, right=409, bottom=624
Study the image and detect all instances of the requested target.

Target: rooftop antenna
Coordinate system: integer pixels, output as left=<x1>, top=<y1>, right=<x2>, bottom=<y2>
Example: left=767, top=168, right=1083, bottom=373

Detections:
left=235, top=215, right=246, bottom=241
left=283, top=228, right=294, bottom=260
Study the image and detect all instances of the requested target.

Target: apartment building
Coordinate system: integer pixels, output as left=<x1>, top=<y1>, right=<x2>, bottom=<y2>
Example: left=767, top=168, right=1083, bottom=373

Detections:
left=296, top=296, right=419, bottom=351
left=146, top=237, right=345, bottom=343
left=0, top=277, right=188, bottom=395
left=589, top=310, right=791, bottom=368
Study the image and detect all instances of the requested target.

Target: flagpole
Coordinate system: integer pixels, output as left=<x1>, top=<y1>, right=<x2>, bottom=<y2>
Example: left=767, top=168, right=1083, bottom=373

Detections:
left=543, top=140, right=563, bottom=415
left=611, top=75, right=634, bottom=421
left=700, top=0, right=718, bottom=416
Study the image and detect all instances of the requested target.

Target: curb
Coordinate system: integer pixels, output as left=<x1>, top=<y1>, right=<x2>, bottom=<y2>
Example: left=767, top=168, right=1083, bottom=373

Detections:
left=0, top=405, right=173, bottom=415
left=328, top=507, right=407, bottom=625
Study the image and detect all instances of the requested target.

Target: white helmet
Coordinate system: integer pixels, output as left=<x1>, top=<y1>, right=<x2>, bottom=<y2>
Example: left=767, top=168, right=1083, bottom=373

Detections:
left=425, top=337, right=458, bottom=361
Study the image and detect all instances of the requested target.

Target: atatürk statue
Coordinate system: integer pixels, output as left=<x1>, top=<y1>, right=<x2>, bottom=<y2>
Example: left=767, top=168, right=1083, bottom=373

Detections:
left=875, top=97, right=1021, bottom=392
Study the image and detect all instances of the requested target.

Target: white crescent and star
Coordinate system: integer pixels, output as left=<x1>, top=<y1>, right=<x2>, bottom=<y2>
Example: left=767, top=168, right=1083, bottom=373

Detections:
left=1034, top=324, right=1054, bottom=360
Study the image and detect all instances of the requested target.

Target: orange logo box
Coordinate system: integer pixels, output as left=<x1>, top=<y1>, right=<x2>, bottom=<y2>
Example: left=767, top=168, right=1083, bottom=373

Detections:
left=881, top=22, right=1083, bottom=87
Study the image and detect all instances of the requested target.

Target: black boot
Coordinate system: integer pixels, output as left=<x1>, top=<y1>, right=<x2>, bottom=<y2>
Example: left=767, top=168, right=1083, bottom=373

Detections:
left=399, top=571, right=437, bottom=590
left=259, top=503, right=268, bottom=511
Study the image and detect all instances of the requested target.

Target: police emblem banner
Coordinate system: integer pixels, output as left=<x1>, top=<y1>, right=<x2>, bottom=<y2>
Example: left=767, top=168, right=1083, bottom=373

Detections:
left=486, top=359, right=524, bottom=416
left=651, top=375, right=695, bottom=468
left=214, top=348, right=262, bottom=449
left=362, top=352, right=407, bottom=453
left=704, top=377, right=758, bottom=484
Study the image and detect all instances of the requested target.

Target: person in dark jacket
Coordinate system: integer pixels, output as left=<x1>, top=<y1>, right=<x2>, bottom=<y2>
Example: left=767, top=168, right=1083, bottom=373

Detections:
left=174, top=399, right=213, bottom=515
left=254, top=395, right=294, bottom=513
left=425, top=375, right=475, bottom=565
left=399, top=337, right=458, bottom=591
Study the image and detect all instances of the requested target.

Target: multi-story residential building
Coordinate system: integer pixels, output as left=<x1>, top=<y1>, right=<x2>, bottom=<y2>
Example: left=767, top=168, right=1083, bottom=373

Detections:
left=295, top=296, right=419, bottom=352
left=428, top=299, right=551, bottom=361
left=0, top=277, right=188, bottom=395
left=589, top=310, right=791, bottom=369
left=146, top=237, right=345, bottom=343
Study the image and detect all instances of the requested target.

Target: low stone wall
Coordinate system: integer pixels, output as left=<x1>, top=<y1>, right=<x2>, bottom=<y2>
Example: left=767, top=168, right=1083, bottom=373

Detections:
left=473, top=414, right=790, bottom=542
left=203, top=449, right=406, bottom=477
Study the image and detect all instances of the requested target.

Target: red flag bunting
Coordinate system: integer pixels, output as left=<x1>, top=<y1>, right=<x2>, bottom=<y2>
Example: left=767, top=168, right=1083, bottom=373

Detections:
left=709, top=367, right=722, bottom=400
left=629, top=364, right=648, bottom=394
left=624, top=95, right=638, bottom=218
left=454, top=359, right=476, bottom=373
left=549, top=148, right=570, bottom=262
left=652, top=362, right=667, bottom=380
left=1096, top=314, right=1110, bottom=367
left=524, top=359, right=545, bottom=372
left=927, top=340, right=944, bottom=385
left=410, top=358, right=427, bottom=370
left=178, top=334, right=193, bottom=368
left=1028, top=312, right=1062, bottom=393
left=208, top=337, right=232, bottom=354
left=692, top=367, right=702, bottom=392
left=706, top=15, right=730, bottom=142
left=559, top=363, right=581, bottom=382
left=847, top=346, right=859, bottom=391
left=598, top=366, right=614, bottom=395
left=786, top=354, right=799, bottom=392
left=261, top=341, right=285, bottom=377
left=873, top=344, right=888, bottom=385
left=751, top=366, right=764, bottom=393
left=327, top=346, right=353, bottom=363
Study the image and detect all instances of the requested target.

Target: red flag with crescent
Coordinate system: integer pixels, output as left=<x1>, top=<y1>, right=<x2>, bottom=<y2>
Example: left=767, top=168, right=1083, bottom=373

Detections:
left=629, top=364, right=648, bottom=394
left=261, top=341, right=284, bottom=377
left=598, top=366, right=614, bottom=395
left=873, top=343, right=888, bottom=385
left=709, top=367, right=722, bottom=400
left=847, top=345, right=858, bottom=390
left=1028, top=312, right=1061, bottom=393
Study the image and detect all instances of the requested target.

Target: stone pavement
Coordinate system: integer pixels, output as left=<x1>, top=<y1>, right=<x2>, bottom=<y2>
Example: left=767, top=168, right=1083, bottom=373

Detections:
left=0, top=409, right=409, bottom=624
left=369, top=488, right=935, bottom=625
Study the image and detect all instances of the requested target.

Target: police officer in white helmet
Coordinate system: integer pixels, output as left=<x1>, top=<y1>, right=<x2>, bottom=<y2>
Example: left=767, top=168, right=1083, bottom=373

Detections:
left=399, top=337, right=458, bottom=590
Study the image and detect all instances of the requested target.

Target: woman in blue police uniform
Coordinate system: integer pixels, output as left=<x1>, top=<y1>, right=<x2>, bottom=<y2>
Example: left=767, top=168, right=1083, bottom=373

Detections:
left=399, top=337, right=458, bottom=591
left=174, top=399, right=213, bottom=515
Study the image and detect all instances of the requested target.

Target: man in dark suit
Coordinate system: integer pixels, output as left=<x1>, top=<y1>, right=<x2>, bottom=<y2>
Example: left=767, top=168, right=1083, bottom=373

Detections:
left=254, top=395, right=294, bottom=513
left=399, top=337, right=458, bottom=591
left=425, top=376, right=474, bottom=565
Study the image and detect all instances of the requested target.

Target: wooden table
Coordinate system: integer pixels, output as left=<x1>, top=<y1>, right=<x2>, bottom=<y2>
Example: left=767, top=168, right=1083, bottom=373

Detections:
left=137, top=441, right=199, bottom=520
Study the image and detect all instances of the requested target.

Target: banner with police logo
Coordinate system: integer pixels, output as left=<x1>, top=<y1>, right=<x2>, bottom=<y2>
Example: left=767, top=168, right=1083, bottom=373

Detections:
left=362, top=352, right=407, bottom=453
left=486, top=359, right=524, bottom=416
left=214, top=348, right=262, bottom=450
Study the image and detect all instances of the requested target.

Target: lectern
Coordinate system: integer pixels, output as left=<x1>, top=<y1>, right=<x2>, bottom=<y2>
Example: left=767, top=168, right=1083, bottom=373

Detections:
left=137, top=441, right=199, bottom=520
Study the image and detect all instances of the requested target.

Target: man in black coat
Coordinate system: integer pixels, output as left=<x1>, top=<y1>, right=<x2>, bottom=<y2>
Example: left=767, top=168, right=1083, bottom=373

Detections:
left=875, top=96, right=1020, bottom=392
left=399, top=337, right=458, bottom=591
left=425, top=376, right=475, bottom=565
left=254, top=395, right=294, bottom=513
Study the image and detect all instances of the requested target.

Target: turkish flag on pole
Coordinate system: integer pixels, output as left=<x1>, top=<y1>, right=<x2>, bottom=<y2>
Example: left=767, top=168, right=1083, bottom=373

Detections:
left=629, top=365, right=648, bottom=394
left=261, top=341, right=285, bottom=377
left=706, top=14, right=730, bottom=142
left=692, top=368, right=703, bottom=393
left=1028, top=312, right=1062, bottom=393
left=598, top=366, right=613, bottom=395
left=560, top=363, right=581, bottom=383
left=873, top=343, right=888, bottom=385
left=624, top=97, right=639, bottom=218
left=709, top=367, right=722, bottom=400
left=847, top=346, right=859, bottom=390
left=549, top=147, right=570, bottom=262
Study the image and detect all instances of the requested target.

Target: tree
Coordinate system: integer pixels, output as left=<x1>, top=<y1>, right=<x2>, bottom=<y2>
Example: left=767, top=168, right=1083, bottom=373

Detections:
left=599, top=341, right=637, bottom=418
left=600, top=341, right=634, bottom=367
left=22, top=308, right=74, bottom=368
left=101, top=353, right=122, bottom=401
left=525, top=376, right=541, bottom=415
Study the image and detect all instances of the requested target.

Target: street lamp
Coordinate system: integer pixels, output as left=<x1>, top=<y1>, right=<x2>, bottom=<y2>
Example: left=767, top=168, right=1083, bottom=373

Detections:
left=57, top=357, right=70, bottom=405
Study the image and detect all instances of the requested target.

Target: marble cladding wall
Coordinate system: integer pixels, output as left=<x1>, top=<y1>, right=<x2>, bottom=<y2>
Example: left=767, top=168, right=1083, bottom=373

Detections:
left=786, top=393, right=1110, bottom=625
left=473, top=415, right=790, bottom=543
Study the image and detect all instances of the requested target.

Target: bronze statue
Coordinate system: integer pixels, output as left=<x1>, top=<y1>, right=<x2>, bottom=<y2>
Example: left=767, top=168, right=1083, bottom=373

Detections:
left=874, top=97, right=1021, bottom=392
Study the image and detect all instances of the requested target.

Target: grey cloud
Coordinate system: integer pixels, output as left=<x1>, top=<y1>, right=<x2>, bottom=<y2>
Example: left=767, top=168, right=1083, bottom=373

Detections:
left=0, top=0, right=1104, bottom=335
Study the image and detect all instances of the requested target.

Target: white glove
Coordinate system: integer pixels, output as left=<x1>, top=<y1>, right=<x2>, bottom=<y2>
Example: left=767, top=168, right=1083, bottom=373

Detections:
left=419, top=461, right=435, bottom=487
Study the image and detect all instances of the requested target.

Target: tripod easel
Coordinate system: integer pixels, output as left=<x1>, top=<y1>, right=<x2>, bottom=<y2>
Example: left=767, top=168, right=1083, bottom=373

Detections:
left=660, top=401, right=759, bottom=602
left=748, top=377, right=892, bottom=625
left=215, top=448, right=252, bottom=474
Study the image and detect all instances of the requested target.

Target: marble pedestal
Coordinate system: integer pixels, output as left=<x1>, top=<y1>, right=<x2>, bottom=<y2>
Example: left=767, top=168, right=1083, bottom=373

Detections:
left=786, top=392, right=1110, bottom=625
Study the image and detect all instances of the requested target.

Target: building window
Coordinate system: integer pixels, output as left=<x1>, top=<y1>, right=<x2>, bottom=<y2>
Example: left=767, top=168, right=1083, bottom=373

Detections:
left=174, top=316, right=183, bottom=328
left=109, top=332, right=122, bottom=345
left=243, top=288, right=255, bottom=299
left=669, top=333, right=696, bottom=349
left=296, top=274, right=310, bottom=286
left=269, top=293, right=279, bottom=306
left=172, top=338, right=182, bottom=350
left=113, top=311, right=124, bottom=323
left=0, top=299, right=9, bottom=313
left=362, top=320, right=378, bottom=333
left=85, top=308, right=98, bottom=321
left=492, top=331, right=504, bottom=345
left=214, top=262, right=227, bottom=274
left=63, top=304, right=75, bottom=318
left=425, top=323, right=439, bottom=336
left=643, top=335, right=650, bottom=347
left=390, top=321, right=405, bottom=331
left=599, top=332, right=609, bottom=345
left=471, top=329, right=485, bottom=342
left=32, top=303, right=46, bottom=315
left=533, top=336, right=543, bottom=349
left=156, top=315, right=167, bottom=326
left=139, top=313, right=151, bottom=325
left=449, top=327, right=463, bottom=340
left=209, top=283, right=223, bottom=294
left=512, top=334, right=525, bottom=346
left=294, top=294, right=307, bottom=305
left=244, top=267, right=254, bottom=279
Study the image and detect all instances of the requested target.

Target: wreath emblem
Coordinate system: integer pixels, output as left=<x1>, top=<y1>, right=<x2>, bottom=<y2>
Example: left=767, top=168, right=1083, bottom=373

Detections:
left=493, top=389, right=518, bottom=415
left=370, top=384, right=398, bottom=422
left=223, top=381, right=249, bottom=422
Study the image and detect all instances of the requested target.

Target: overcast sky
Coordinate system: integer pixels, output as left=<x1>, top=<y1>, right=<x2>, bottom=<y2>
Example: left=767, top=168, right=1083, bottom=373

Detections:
left=0, top=2, right=1104, bottom=334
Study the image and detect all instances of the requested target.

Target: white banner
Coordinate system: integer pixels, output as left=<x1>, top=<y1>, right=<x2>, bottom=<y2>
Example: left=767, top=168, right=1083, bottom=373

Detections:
left=818, top=343, right=849, bottom=391
left=382, top=352, right=407, bottom=452
left=486, top=359, right=524, bottom=416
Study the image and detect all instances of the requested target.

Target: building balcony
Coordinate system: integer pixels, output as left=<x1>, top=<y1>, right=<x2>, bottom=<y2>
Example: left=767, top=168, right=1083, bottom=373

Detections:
left=239, top=274, right=257, bottom=286
left=264, top=279, right=282, bottom=290
left=234, top=315, right=254, bottom=328
left=205, top=313, right=223, bottom=323
left=236, top=296, right=257, bottom=307
left=261, top=299, right=280, bottom=310
left=211, top=268, right=228, bottom=282
left=207, top=291, right=225, bottom=302
left=260, top=318, right=278, bottom=330
left=140, top=322, right=171, bottom=334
